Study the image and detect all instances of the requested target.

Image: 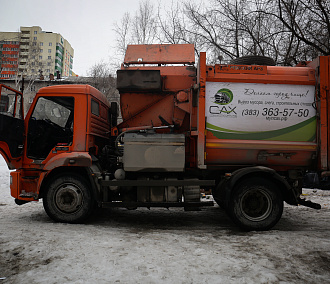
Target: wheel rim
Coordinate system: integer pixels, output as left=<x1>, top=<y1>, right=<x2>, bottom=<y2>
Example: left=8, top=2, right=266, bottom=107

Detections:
left=240, top=188, right=272, bottom=222
left=54, top=183, right=84, bottom=214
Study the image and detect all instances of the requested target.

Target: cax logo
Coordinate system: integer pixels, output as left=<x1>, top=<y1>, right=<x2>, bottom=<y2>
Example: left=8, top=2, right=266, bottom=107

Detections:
left=210, top=88, right=236, bottom=115
left=209, top=105, right=237, bottom=114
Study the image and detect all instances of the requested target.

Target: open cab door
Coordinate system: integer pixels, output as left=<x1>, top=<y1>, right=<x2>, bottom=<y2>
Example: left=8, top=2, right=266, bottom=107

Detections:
left=0, top=84, right=24, bottom=169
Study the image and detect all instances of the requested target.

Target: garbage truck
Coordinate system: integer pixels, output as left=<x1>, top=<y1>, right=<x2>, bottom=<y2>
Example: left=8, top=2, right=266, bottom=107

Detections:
left=0, top=44, right=327, bottom=230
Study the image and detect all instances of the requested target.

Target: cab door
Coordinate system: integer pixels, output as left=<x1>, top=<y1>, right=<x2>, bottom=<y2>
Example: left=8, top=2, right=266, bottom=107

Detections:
left=0, top=84, right=24, bottom=167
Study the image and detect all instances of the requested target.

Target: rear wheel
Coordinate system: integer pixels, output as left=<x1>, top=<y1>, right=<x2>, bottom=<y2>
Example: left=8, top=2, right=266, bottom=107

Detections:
left=43, top=174, right=95, bottom=223
left=228, top=177, right=283, bottom=231
left=212, top=179, right=227, bottom=209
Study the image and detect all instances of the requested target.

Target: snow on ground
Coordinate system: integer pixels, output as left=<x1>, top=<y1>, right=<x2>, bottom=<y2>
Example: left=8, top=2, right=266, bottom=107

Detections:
left=0, top=156, right=330, bottom=284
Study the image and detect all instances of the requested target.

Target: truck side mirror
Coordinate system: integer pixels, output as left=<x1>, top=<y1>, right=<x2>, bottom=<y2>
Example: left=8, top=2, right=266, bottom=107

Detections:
left=110, top=102, right=118, bottom=127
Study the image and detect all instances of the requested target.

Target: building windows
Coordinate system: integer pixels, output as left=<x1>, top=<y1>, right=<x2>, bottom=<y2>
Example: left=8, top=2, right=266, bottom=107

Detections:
left=0, top=41, right=19, bottom=45
left=0, top=27, right=73, bottom=79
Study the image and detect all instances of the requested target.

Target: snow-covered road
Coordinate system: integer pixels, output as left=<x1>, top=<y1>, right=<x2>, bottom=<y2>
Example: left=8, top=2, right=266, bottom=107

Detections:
left=0, top=157, right=329, bottom=284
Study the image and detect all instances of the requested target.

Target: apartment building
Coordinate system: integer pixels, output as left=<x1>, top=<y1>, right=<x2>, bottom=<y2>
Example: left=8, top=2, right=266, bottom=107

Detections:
left=0, top=26, right=74, bottom=79
left=0, top=32, right=20, bottom=79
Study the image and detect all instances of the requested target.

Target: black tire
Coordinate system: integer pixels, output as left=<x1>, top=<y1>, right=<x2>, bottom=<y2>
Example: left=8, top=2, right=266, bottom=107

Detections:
left=318, top=180, right=330, bottom=190
left=228, top=177, right=283, bottom=231
left=230, top=56, right=276, bottom=66
left=213, top=179, right=227, bottom=209
left=43, top=174, right=95, bottom=223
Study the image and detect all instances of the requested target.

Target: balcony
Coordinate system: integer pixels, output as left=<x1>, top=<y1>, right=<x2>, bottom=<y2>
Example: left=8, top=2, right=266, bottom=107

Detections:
left=20, top=38, right=30, bottom=43
left=20, top=52, right=29, bottom=57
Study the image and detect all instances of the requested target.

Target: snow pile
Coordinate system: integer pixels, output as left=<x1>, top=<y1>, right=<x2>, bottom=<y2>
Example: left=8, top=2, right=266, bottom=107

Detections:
left=0, top=156, right=329, bottom=283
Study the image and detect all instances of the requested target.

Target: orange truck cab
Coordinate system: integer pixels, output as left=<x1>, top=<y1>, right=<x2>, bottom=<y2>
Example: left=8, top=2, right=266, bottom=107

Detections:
left=0, top=44, right=328, bottom=231
left=0, top=84, right=112, bottom=222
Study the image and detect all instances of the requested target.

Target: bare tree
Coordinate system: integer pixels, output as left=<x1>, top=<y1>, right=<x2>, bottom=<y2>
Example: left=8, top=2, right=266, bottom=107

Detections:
left=114, top=0, right=329, bottom=66
left=157, top=2, right=188, bottom=44
left=182, top=0, right=329, bottom=64
left=114, top=12, right=131, bottom=56
left=88, top=61, right=119, bottom=103
left=114, top=0, right=158, bottom=59
left=271, top=0, right=330, bottom=59
left=181, top=1, right=247, bottom=63
left=15, top=36, right=47, bottom=92
left=132, top=0, right=157, bottom=44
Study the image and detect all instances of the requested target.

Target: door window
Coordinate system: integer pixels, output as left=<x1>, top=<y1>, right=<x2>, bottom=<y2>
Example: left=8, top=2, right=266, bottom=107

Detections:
left=0, top=93, right=23, bottom=119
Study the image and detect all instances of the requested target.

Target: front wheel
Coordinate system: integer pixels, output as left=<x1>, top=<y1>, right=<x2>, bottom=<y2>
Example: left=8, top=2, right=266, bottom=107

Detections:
left=228, top=177, right=283, bottom=231
left=43, top=174, right=95, bottom=223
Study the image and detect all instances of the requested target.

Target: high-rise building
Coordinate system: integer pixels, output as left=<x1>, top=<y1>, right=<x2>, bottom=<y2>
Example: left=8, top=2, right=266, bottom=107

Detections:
left=0, top=26, right=74, bottom=79
left=0, top=32, right=20, bottom=79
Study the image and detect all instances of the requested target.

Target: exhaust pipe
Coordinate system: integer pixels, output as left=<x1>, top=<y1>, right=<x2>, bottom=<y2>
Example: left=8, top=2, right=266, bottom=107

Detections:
left=298, top=198, right=321, bottom=209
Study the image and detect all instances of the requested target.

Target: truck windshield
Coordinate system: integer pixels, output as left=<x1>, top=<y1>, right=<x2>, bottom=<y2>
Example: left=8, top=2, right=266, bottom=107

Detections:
left=27, top=96, right=74, bottom=159
left=32, top=97, right=72, bottom=128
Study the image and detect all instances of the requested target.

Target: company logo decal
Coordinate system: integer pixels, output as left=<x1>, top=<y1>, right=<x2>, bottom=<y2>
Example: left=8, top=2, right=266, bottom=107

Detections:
left=214, top=88, right=233, bottom=105
left=210, top=88, right=236, bottom=115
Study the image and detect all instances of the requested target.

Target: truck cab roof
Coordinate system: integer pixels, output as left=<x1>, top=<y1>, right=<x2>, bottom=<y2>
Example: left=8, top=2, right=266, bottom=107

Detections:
left=37, top=84, right=110, bottom=107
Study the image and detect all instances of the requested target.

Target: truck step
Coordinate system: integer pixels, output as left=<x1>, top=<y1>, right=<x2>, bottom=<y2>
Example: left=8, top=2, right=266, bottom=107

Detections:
left=19, top=191, right=38, bottom=199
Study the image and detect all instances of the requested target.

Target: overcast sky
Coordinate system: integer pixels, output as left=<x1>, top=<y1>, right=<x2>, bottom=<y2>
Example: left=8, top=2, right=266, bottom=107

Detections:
left=0, top=0, right=151, bottom=76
